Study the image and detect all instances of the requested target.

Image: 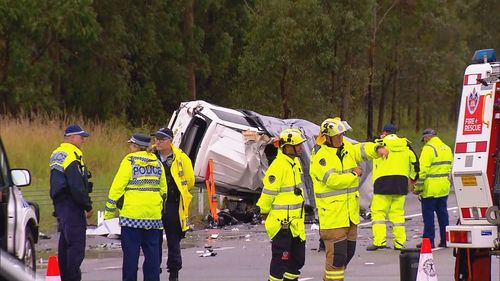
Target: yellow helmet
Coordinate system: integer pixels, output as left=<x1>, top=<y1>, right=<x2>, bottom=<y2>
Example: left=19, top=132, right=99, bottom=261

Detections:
left=320, top=117, right=352, bottom=136
left=279, top=128, right=306, bottom=147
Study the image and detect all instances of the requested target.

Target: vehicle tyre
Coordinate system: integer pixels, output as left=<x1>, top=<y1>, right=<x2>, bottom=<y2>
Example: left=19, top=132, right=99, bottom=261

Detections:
left=23, top=229, right=36, bottom=273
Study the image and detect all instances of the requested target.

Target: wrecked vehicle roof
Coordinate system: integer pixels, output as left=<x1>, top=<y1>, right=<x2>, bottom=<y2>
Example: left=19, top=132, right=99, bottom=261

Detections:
left=167, top=100, right=373, bottom=212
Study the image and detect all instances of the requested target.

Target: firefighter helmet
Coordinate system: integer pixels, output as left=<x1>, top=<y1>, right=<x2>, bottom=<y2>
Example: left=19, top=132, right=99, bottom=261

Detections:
left=279, top=128, right=306, bottom=147
left=320, top=117, right=352, bottom=136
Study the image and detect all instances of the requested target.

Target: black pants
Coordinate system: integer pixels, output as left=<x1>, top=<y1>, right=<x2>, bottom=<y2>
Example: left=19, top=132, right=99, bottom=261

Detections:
left=159, top=201, right=183, bottom=273
left=270, top=229, right=305, bottom=280
left=55, top=200, right=86, bottom=281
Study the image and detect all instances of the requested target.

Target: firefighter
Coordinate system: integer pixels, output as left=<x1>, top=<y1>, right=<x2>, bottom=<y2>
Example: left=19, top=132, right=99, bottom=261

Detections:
left=310, top=117, right=388, bottom=281
left=49, top=124, right=93, bottom=281
left=366, top=124, right=419, bottom=251
left=104, top=133, right=167, bottom=281
left=414, top=128, right=453, bottom=248
left=152, top=127, right=195, bottom=281
left=257, top=128, right=307, bottom=281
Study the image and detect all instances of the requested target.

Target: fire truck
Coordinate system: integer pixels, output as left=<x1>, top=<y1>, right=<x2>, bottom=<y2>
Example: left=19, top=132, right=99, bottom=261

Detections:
left=447, top=49, right=500, bottom=280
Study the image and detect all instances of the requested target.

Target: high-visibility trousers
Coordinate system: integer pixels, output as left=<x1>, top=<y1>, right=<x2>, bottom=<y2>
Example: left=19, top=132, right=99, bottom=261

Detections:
left=371, top=194, right=406, bottom=249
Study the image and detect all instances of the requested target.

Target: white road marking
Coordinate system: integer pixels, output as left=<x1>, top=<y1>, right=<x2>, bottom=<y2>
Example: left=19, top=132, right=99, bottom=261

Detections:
left=299, top=278, right=314, bottom=281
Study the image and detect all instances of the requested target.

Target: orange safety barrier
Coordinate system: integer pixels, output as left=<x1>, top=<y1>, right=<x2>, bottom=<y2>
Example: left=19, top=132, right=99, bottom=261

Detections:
left=205, top=159, right=218, bottom=224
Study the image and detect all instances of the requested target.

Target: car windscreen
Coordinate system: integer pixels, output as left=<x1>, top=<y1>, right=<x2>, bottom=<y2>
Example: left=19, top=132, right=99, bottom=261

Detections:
left=212, top=109, right=255, bottom=128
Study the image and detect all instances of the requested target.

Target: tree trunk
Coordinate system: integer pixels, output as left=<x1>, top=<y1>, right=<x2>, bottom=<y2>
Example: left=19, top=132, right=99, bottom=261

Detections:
left=184, top=0, right=196, bottom=100
left=415, top=84, right=421, bottom=132
left=49, top=36, right=61, bottom=103
left=280, top=65, right=290, bottom=118
left=341, top=48, right=351, bottom=120
left=391, top=49, right=399, bottom=124
left=367, top=38, right=375, bottom=139
left=0, top=35, right=11, bottom=114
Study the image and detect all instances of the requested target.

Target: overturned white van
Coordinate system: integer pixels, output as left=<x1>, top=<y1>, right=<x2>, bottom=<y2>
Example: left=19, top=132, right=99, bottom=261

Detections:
left=167, top=100, right=374, bottom=217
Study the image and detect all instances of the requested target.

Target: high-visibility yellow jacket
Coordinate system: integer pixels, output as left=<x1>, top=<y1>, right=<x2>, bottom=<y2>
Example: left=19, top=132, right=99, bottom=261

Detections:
left=257, top=150, right=305, bottom=240
left=415, top=136, right=453, bottom=198
left=310, top=140, right=381, bottom=229
left=104, top=151, right=167, bottom=229
left=168, top=145, right=195, bottom=232
left=372, top=134, right=419, bottom=195
left=49, top=143, right=92, bottom=211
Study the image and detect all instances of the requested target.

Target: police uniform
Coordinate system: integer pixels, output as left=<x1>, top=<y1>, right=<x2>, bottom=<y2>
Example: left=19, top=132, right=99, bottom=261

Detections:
left=104, top=134, right=167, bottom=281
left=49, top=124, right=92, bottom=281
left=310, top=118, right=383, bottom=281
left=257, top=128, right=306, bottom=281
left=369, top=130, right=419, bottom=250
left=154, top=127, right=195, bottom=280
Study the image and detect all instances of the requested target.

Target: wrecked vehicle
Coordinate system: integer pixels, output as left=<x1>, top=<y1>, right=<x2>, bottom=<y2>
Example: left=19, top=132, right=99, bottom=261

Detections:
left=167, top=100, right=374, bottom=221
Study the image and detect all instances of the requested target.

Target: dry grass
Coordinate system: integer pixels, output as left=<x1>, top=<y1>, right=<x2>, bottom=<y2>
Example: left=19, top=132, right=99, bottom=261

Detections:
left=0, top=113, right=210, bottom=232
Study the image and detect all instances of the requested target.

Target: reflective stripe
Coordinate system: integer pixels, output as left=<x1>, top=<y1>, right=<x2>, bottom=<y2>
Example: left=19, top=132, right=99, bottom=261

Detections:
left=262, top=188, right=279, bottom=195
left=431, top=161, right=452, bottom=166
left=269, top=275, right=282, bottom=281
left=372, top=220, right=386, bottom=225
left=105, top=206, right=116, bottom=212
left=322, top=168, right=335, bottom=183
left=129, top=179, right=160, bottom=185
left=131, top=156, right=157, bottom=163
left=322, top=168, right=354, bottom=183
left=316, top=187, right=359, bottom=198
left=124, top=187, right=161, bottom=192
left=107, top=198, right=117, bottom=205
left=427, top=173, right=449, bottom=178
left=426, top=144, right=438, bottom=157
left=325, top=269, right=344, bottom=279
left=280, top=186, right=295, bottom=192
left=360, top=143, right=368, bottom=161
left=272, top=203, right=303, bottom=210
left=284, top=272, right=299, bottom=279
left=392, top=222, right=405, bottom=226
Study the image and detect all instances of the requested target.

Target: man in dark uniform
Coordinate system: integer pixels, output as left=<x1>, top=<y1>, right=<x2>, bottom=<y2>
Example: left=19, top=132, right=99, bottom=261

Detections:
left=49, top=124, right=93, bottom=281
left=153, top=128, right=195, bottom=281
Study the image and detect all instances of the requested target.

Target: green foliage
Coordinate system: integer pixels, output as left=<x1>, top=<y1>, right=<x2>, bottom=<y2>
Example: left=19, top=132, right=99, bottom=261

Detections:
left=0, top=0, right=497, bottom=132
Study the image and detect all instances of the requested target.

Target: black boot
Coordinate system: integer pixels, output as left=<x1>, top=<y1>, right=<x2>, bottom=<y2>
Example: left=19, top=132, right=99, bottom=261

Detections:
left=169, top=271, right=179, bottom=281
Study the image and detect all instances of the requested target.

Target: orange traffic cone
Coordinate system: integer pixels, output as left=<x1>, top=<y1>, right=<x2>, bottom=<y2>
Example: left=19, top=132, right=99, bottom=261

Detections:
left=46, top=255, right=61, bottom=281
left=416, top=238, right=438, bottom=281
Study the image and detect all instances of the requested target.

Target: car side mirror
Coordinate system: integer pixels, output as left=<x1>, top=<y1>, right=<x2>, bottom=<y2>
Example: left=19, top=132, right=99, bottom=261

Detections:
left=11, top=169, right=31, bottom=187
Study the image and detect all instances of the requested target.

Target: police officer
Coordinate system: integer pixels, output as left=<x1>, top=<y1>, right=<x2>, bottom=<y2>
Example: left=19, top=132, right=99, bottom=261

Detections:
left=152, top=128, right=195, bottom=281
left=104, top=134, right=167, bottom=281
left=310, top=118, right=388, bottom=281
left=366, top=124, right=419, bottom=251
left=257, top=128, right=307, bottom=281
left=49, top=124, right=93, bottom=281
left=414, top=128, right=453, bottom=248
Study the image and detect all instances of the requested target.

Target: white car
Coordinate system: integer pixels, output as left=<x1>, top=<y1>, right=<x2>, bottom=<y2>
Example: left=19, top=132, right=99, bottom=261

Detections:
left=168, top=100, right=374, bottom=218
left=0, top=137, right=39, bottom=273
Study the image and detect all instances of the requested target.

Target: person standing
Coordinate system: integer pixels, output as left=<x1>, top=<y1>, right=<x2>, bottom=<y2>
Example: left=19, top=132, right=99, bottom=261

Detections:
left=104, top=133, right=167, bottom=281
left=49, top=124, right=93, bottom=281
left=152, top=128, right=195, bottom=281
left=414, top=128, right=453, bottom=248
left=310, top=117, right=388, bottom=281
left=366, top=124, right=419, bottom=251
left=257, top=128, right=307, bottom=281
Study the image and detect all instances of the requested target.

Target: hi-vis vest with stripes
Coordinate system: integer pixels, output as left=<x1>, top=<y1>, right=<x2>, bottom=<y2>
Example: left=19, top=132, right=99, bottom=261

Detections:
left=415, top=137, right=453, bottom=198
left=257, top=150, right=305, bottom=240
left=104, top=151, right=167, bottom=229
left=310, top=140, right=380, bottom=229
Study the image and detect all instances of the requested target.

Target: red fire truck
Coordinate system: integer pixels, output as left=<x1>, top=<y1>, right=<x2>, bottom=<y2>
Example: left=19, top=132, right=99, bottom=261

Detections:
left=447, top=49, right=500, bottom=280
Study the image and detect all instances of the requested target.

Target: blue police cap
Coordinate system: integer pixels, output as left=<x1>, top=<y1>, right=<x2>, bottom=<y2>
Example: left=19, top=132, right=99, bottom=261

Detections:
left=128, top=133, right=151, bottom=147
left=153, top=127, right=173, bottom=139
left=64, top=124, right=90, bottom=137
